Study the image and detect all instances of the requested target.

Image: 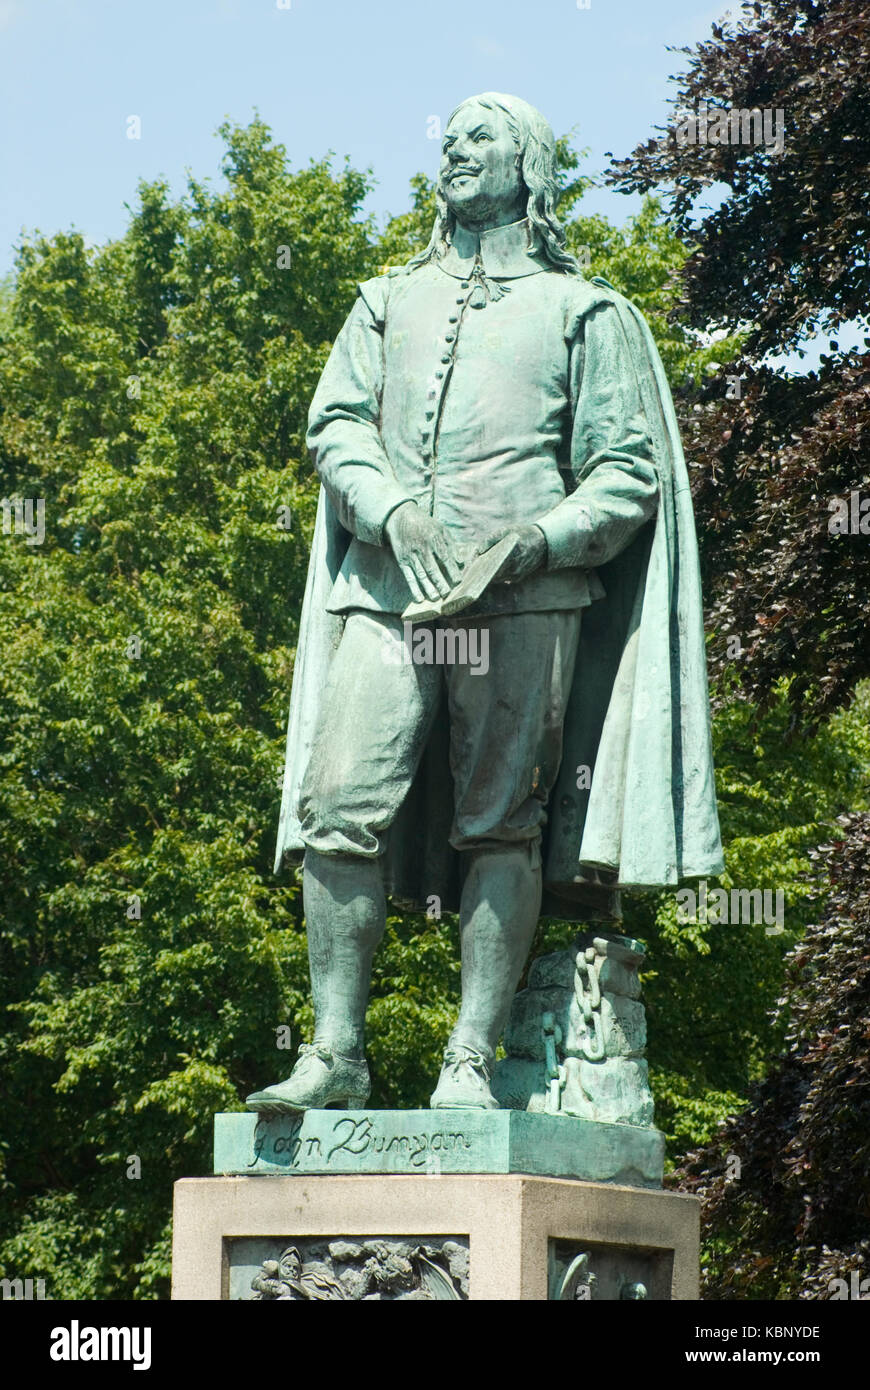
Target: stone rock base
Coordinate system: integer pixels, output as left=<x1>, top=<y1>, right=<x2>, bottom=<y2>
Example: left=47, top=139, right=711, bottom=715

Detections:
left=171, top=1174, right=700, bottom=1301
left=494, top=930, right=656, bottom=1126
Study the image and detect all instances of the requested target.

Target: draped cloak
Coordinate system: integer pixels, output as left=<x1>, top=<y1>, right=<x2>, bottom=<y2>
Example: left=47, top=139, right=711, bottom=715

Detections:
left=273, top=275, right=723, bottom=920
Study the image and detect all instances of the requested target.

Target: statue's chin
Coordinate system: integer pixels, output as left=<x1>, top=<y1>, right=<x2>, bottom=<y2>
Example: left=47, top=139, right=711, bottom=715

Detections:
left=446, top=190, right=479, bottom=216
left=446, top=181, right=525, bottom=231
left=447, top=192, right=500, bottom=226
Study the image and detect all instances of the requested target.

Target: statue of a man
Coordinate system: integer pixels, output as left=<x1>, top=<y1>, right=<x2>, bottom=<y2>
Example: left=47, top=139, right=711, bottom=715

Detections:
left=247, top=93, right=723, bottom=1115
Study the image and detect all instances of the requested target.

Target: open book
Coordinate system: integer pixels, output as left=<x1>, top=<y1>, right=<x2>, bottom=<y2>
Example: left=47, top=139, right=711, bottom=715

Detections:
left=401, top=532, right=520, bottom=622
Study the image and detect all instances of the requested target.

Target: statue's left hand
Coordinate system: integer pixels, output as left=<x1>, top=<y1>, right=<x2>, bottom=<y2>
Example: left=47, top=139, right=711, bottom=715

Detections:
left=478, top=524, right=547, bottom=584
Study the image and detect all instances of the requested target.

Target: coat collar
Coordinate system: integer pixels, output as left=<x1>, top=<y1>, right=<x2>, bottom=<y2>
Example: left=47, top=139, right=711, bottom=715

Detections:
left=436, top=218, right=547, bottom=280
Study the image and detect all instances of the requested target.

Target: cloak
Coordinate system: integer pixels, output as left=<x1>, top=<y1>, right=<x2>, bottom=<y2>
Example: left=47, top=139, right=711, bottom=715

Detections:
left=274, top=278, right=724, bottom=920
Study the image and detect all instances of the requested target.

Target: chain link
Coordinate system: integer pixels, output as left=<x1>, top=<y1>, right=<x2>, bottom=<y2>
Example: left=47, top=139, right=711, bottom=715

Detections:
left=541, top=1011, right=566, bottom=1113
left=574, top=946, right=606, bottom=1061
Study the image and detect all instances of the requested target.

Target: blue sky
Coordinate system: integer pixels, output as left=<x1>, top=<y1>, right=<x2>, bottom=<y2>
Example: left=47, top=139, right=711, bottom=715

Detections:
left=0, top=0, right=730, bottom=276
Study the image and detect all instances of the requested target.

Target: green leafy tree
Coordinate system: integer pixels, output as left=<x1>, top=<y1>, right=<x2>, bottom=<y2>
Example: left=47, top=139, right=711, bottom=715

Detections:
left=1, top=111, right=863, bottom=1303
left=0, top=119, right=379, bottom=1298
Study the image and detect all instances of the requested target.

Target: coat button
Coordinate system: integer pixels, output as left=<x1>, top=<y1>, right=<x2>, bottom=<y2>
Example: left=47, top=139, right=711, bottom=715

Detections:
left=448, top=315, right=458, bottom=323
left=460, top=280, right=470, bottom=288
left=456, top=297, right=465, bottom=304
left=435, top=370, right=444, bottom=378
left=440, top=354, right=450, bottom=363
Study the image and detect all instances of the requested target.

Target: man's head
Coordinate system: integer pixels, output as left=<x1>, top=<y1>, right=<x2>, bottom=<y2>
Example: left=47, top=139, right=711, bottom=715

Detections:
left=440, top=97, right=525, bottom=229
left=409, top=92, right=579, bottom=275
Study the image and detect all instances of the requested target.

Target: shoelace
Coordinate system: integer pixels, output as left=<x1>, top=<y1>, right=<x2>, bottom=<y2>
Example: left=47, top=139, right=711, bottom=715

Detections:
left=298, top=1042, right=365, bottom=1069
left=441, top=1046, right=492, bottom=1080
left=297, top=1042, right=334, bottom=1065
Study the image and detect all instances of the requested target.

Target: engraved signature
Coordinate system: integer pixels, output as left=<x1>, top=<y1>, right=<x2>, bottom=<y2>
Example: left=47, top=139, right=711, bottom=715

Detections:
left=251, top=1116, right=472, bottom=1169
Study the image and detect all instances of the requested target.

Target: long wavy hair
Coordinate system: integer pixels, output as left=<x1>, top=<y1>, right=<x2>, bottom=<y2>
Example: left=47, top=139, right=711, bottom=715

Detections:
left=406, top=92, right=581, bottom=276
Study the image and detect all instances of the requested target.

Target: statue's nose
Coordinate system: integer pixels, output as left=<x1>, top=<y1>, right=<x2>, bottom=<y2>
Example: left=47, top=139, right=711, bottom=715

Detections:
left=448, top=151, right=477, bottom=179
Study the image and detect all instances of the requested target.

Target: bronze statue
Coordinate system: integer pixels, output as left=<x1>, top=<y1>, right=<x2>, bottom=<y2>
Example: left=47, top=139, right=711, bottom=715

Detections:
left=247, top=92, right=722, bottom=1116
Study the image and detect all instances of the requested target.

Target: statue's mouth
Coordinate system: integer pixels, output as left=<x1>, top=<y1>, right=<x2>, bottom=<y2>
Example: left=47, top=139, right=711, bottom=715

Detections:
left=448, top=168, right=481, bottom=184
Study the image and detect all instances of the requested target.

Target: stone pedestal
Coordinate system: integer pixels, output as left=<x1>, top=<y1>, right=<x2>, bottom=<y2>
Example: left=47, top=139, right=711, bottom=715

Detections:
left=172, top=1172, right=699, bottom=1301
left=172, top=1106, right=697, bottom=1300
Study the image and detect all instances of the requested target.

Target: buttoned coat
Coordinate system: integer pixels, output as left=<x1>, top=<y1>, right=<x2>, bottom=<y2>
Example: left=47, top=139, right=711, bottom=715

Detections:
left=274, top=228, right=723, bottom=918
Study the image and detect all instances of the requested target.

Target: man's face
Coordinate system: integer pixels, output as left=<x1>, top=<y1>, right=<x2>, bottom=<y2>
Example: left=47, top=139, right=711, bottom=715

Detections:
left=440, top=101, right=525, bottom=227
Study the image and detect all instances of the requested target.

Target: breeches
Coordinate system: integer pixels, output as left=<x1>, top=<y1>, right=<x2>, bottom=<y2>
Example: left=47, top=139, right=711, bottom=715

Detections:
left=297, top=608, right=582, bottom=858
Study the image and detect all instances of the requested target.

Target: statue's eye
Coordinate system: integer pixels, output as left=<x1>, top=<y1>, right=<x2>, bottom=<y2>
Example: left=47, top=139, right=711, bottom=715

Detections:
left=473, top=132, right=492, bottom=142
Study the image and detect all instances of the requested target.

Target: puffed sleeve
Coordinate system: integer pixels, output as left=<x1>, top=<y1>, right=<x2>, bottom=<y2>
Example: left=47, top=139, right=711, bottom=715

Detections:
left=305, top=279, right=413, bottom=547
left=535, top=297, right=659, bottom=570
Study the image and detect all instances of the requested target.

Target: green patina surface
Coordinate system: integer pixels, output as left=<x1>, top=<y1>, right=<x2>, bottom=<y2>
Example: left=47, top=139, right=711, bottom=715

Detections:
left=248, top=92, right=722, bottom=1124
left=214, top=1110, right=664, bottom=1187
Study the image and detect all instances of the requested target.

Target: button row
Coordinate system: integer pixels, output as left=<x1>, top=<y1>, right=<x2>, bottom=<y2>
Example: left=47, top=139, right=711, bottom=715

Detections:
left=419, top=282, right=474, bottom=471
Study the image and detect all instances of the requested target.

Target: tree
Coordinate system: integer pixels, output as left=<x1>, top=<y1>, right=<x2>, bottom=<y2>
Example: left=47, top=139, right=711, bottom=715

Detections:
left=674, top=810, right=870, bottom=1299
left=604, top=2, right=870, bottom=1290
left=1, top=110, right=864, bottom=1301
left=0, top=120, right=379, bottom=1298
left=607, top=0, right=870, bottom=726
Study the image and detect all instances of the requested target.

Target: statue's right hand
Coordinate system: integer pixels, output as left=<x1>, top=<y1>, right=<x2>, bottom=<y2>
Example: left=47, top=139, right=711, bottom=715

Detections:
left=385, top=501, right=465, bottom=603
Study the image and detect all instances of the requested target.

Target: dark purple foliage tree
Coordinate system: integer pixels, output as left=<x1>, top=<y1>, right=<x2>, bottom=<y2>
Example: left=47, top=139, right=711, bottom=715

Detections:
left=608, top=0, right=870, bottom=727
left=673, top=814, right=870, bottom=1298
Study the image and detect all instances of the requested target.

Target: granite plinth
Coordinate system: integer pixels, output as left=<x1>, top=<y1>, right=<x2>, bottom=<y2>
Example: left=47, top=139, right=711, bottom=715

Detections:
left=214, top=1108, right=665, bottom=1187
left=171, top=1172, right=700, bottom=1300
